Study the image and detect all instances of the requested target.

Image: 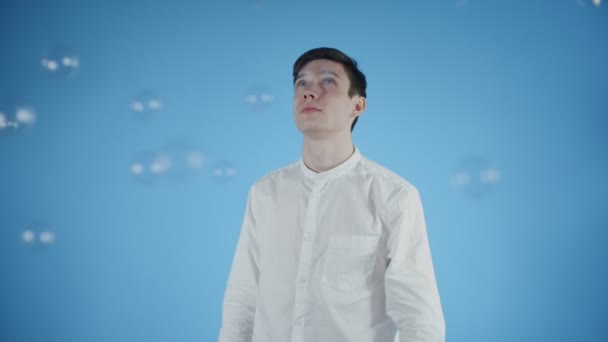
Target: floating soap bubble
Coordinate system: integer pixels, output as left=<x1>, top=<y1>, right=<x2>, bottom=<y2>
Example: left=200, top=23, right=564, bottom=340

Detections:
left=129, top=150, right=171, bottom=184
left=41, top=45, right=80, bottom=79
left=21, top=230, right=36, bottom=244
left=159, top=140, right=206, bottom=183
left=130, top=91, right=163, bottom=121
left=39, top=231, right=56, bottom=244
left=0, top=97, right=36, bottom=137
left=577, top=0, right=603, bottom=7
left=451, top=157, right=501, bottom=198
left=212, top=160, right=238, bottom=183
left=21, top=220, right=56, bottom=252
left=245, top=85, right=274, bottom=112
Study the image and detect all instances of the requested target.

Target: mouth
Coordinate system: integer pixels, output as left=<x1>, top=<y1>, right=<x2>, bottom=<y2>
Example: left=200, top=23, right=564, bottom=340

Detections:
left=300, top=107, right=321, bottom=113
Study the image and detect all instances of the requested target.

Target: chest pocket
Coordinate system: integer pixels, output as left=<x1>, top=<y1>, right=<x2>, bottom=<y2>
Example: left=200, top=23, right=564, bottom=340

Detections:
left=320, top=235, right=380, bottom=292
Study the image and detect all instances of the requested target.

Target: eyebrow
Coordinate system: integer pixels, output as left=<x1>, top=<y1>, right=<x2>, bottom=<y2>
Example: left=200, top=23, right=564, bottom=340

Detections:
left=295, top=70, right=340, bottom=83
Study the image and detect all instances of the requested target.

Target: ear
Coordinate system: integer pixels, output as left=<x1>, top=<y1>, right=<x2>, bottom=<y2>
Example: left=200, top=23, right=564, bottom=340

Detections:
left=352, top=96, right=366, bottom=118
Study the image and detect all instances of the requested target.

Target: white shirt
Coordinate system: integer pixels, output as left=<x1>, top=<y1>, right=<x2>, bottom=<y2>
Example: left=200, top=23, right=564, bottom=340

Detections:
left=218, top=146, right=445, bottom=342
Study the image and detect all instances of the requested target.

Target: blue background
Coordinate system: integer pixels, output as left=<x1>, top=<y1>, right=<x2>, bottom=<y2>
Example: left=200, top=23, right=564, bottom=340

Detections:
left=1, top=0, right=607, bottom=341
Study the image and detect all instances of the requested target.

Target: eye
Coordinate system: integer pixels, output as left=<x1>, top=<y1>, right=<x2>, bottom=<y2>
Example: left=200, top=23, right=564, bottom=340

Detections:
left=296, top=80, right=306, bottom=87
left=322, top=78, right=335, bottom=84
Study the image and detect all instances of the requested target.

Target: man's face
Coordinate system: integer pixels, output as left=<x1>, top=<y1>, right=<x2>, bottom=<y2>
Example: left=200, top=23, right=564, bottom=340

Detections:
left=293, top=59, right=364, bottom=138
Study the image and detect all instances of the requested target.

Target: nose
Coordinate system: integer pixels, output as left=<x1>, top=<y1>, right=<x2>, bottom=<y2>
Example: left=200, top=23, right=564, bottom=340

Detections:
left=302, top=86, right=317, bottom=100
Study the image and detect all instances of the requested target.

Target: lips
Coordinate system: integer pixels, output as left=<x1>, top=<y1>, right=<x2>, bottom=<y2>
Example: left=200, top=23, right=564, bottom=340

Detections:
left=301, top=107, right=321, bottom=113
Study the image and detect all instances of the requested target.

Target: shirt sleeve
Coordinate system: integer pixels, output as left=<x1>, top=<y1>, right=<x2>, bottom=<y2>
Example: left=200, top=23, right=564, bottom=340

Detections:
left=218, top=187, right=260, bottom=342
left=383, top=187, right=446, bottom=342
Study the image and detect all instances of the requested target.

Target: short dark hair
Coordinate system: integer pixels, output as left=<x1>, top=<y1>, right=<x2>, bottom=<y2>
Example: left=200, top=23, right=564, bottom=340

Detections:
left=293, top=47, right=367, bottom=132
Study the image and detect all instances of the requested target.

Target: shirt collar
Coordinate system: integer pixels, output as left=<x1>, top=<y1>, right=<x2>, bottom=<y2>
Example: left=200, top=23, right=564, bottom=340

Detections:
left=299, top=145, right=362, bottom=183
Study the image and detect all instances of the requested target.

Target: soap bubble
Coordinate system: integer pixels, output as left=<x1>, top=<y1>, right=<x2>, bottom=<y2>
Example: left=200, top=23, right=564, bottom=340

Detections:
left=451, top=157, right=501, bottom=198
left=21, top=220, right=57, bottom=253
left=39, top=231, right=56, bottom=244
left=577, top=0, right=603, bottom=7
left=245, top=85, right=274, bottom=112
left=41, top=45, right=80, bottom=79
left=130, top=91, right=163, bottom=121
left=212, top=160, right=238, bottom=183
left=129, top=150, right=171, bottom=184
left=22, top=230, right=36, bottom=243
left=0, top=97, right=36, bottom=137
left=161, top=140, right=206, bottom=182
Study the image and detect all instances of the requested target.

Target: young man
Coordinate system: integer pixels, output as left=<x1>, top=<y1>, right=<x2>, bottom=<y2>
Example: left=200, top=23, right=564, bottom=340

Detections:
left=219, top=47, right=445, bottom=342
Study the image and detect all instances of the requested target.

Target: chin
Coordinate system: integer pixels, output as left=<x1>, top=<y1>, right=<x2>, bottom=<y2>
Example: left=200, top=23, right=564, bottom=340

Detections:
left=297, top=126, right=330, bottom=138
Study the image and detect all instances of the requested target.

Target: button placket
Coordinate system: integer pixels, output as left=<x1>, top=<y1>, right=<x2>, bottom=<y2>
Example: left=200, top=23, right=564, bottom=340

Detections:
left=292, top=182, right=324, bottom=338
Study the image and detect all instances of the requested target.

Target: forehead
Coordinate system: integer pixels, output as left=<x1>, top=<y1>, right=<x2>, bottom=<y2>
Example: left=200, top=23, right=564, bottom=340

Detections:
left=298, top=59, right=346, bottom=76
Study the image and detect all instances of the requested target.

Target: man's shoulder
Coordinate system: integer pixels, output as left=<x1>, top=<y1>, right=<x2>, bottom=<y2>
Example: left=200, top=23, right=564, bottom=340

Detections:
left=358, top=155, right=419, bottom=196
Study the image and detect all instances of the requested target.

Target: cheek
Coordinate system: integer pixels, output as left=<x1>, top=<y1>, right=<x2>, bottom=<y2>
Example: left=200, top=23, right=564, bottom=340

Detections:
left=293, top=92, right=303, bottom=104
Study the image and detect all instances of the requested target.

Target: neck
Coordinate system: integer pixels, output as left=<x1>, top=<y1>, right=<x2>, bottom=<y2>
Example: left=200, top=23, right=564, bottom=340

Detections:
left=301, top=132, right=355, bottom=173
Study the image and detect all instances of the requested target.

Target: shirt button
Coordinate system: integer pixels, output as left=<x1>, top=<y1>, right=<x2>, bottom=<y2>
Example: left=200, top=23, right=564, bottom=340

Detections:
left=299, top=277, right=306, bottom=284
left=294, top=320, right=302, bottom=327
